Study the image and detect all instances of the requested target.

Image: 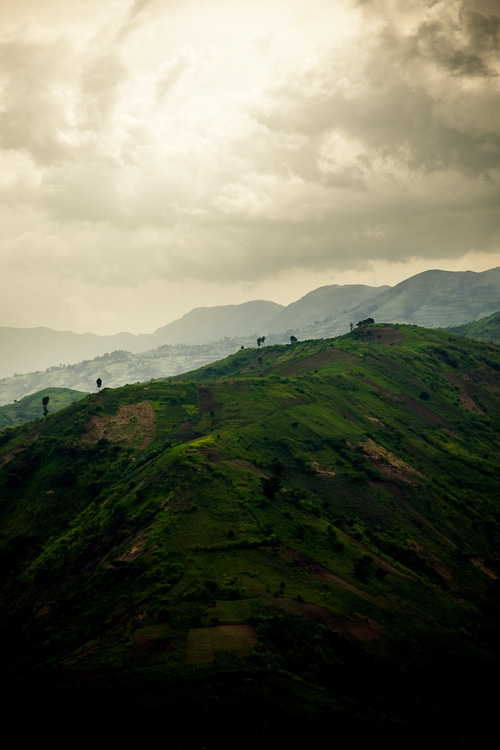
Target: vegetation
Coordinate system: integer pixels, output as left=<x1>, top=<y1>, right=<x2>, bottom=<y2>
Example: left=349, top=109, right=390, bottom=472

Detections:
left=0, top=387, right=87, bottom=429
left=1, top=324, right=499, bottom=743
left=446, top=309, right=500, bottom=345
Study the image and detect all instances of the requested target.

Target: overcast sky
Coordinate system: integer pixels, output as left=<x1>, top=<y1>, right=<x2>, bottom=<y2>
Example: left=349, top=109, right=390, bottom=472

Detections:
left=0, top=0, right=499, bottom=334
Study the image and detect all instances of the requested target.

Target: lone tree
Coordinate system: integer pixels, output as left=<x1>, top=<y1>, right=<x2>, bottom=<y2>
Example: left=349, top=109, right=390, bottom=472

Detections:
left=42, top=395, right=49, bottom=418
left=96, top=377, right=102, bottom=391
left=257, top=337, right=262, bottom=347
left=290, top=335, right=298, bottom=343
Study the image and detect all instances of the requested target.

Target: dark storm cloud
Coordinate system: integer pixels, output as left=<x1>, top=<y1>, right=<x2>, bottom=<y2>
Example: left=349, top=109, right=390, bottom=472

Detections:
left=464, top=9, right=500, bottom=51
left=254, top=3, right=500, bottom=183
left=408, top=11, right=499, bottom=77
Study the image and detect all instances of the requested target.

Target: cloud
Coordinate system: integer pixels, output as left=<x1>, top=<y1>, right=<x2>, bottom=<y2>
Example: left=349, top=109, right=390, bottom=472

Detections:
left=154, top=46, right=210, bottom=102
left=113, top=0, right=162, bottom=43
left=79, top=51, right=128, bottom=128
left=405, top=6, right=500, bottom=78
left=0, top=23, right=75, bottom=164
left=0, top=0, right=499, bottom=334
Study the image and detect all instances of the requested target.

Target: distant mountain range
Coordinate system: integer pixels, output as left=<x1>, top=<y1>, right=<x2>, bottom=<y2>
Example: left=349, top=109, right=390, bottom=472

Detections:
left=1, top=267, right=499, bottom=402
left=298, top=267, right=500, bottom=339
left=0, top=301, right=286, bottom=379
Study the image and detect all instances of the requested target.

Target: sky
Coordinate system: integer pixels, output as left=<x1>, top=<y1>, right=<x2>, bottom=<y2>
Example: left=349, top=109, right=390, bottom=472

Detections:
left=0, top=0, right=499, bottom=335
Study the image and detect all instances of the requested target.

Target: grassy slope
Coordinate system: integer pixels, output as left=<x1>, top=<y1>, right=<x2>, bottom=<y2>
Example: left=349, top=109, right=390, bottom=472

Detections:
left=0, top=387, right=88, bottom=429
left=446, top=309, right=500, bottom=345
left=1, top=324, right=499, bottom=742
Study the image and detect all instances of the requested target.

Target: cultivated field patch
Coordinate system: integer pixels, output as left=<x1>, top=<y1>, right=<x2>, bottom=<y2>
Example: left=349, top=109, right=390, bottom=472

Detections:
left=276, top=350, right=357, bottom=376
left=186, top=624, right=257, bottom=664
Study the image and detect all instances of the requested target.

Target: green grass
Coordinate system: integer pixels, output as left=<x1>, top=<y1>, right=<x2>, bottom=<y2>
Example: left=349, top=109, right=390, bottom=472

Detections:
left=1, top=324, right=499, bottom=741
left=0, top=387, right=88, bottom=429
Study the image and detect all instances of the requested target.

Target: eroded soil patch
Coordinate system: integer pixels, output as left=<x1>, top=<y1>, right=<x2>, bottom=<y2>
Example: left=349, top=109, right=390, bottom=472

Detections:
left=326, top=613, right=384, bottom=642
left=361, top=438, right=424, bottom=484
left=458, top=393, right=484, bottom=414
left=82, top=402, right=156, bottom=449
left=365, top=326, right=403, bottom=345
left=446, top=372, right=485, bottom=414
left=471, top=557, right=497, bottom=579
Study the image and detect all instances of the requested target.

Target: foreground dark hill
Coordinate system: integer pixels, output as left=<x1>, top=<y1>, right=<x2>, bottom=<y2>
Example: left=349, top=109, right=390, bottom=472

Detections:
left=1, top=325, right=499, bottom=743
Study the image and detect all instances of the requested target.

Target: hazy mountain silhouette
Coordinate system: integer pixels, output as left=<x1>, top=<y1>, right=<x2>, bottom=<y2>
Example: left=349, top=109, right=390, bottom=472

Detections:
left=2, top=267, right=500, bottom=381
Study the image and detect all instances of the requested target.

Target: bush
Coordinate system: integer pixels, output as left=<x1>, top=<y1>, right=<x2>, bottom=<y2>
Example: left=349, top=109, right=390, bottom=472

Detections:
left=261, top=476, right=282, bottom=500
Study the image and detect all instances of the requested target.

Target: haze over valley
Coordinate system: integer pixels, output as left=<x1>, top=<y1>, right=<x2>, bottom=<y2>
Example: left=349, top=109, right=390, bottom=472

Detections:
left=2, top=266, right=500, bottom=405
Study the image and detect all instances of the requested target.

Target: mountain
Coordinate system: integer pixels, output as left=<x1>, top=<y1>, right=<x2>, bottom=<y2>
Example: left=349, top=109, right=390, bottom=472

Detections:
left=149, top=300, right=284, bottom=345
left=299, top=267, right=500, bottom=338
left=0, top=325, right=143, bottom=379
left=266, top=284, right=389, bottom=332
left=0, top=387, right=88, bottom=429
left=446, top=309, right=500, bottom=345
left=360, top=267, right=500, bottom=327
left=0, top=301, right=283, bottom=379
left=3, top=267, right=500, bottom=381
left=1, top=325, right=499, bottom=743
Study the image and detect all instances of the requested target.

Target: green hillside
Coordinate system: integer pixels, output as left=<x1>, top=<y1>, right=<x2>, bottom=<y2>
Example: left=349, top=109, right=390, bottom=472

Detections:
left=446, top=309, right=500, bottom=345
left=0, top=387, right=88, bottom=429
left=1, top=325, right=499, bottom=744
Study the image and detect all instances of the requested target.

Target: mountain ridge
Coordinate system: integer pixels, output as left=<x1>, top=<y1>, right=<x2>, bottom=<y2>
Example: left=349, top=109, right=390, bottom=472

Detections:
left=2, top=267, right=500, bottom=392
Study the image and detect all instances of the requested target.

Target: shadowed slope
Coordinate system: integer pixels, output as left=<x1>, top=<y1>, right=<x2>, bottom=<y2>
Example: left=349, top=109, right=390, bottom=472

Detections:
left=1, top=324, right=499, bottom=743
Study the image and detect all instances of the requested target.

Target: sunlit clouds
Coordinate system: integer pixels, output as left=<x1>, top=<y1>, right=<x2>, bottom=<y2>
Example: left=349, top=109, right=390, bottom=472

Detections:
left=0, top=0, right=499, bottom=334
